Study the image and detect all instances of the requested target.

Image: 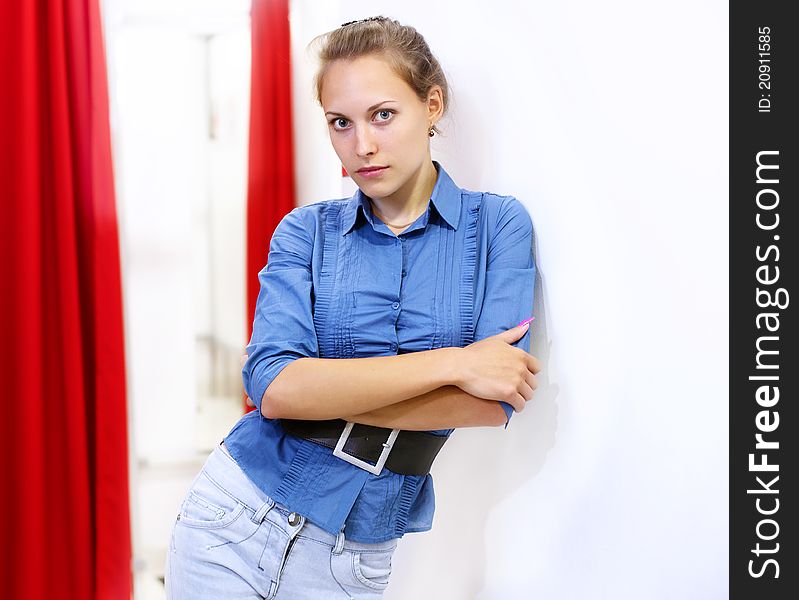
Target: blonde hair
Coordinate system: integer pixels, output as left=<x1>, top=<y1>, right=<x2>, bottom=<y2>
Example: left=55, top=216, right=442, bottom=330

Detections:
left=310, top=16, right=449, bottom=135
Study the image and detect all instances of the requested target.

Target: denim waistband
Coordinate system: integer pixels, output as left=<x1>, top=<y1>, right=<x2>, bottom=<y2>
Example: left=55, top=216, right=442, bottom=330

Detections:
left=204, top=442, right=398, bottom=552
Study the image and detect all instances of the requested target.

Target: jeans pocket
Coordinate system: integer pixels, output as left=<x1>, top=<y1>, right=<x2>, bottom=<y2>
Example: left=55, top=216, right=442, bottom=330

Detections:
left=331, top=543, right=397, bottom=594
left=171, top=471, right=260, bottom=557
left=174, top=470, right=263, bottom=555
left=177, top=471, right=245, bottom=529
left=182, top=488, right=226, bottom=523
left=353, top=547, right=395, bottom=590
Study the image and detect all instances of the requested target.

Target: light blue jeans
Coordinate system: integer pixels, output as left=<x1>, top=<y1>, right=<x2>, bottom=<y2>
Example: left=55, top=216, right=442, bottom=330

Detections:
left=165, top=442, right=399, bottom=599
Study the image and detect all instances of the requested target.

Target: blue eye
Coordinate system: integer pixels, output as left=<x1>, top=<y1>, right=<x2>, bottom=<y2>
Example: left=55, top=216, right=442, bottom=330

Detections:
left=331, top=117, right=349, bottom=129
left=376, top=109, right=394, bottom=121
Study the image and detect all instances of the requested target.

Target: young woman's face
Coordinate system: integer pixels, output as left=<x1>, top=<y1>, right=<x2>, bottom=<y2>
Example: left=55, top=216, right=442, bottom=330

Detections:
left=320, top=54, right=439, bottom=201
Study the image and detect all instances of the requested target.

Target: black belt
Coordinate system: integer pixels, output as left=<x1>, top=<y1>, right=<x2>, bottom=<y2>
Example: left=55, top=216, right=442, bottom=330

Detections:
left=279, top=419, right=448, bottom=476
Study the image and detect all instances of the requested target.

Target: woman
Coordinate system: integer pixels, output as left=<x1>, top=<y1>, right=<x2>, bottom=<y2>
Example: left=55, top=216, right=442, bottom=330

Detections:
left=166, top=16, right=540, bottom=599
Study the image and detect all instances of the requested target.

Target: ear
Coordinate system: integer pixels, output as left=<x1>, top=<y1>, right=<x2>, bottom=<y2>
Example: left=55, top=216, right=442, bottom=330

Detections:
left=425, top=85, right=444, bottom=122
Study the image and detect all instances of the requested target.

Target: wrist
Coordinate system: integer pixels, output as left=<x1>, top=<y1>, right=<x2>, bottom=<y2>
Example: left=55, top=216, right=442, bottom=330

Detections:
left=434, top=347, right=465, bottom=388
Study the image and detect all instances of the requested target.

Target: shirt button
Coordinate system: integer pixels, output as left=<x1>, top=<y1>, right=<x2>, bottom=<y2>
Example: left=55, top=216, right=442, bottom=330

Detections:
left=390, top=343, right=397, bottom=351
left=391, top=302, right=400, bottom=310
left=401, top=270, right=406, bottom=277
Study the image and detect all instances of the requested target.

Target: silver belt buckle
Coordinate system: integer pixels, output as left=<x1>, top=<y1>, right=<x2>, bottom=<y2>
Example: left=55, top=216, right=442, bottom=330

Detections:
left=332, top=421, right=400, bottom=476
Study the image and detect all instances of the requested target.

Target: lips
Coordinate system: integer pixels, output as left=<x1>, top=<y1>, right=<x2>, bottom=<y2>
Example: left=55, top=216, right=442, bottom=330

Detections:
left=356, top=166, right=388, bottom=173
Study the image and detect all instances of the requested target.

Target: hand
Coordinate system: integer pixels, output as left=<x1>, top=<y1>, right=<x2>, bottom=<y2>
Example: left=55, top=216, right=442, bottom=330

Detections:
left=453, top=323, right=540, bottom=413
left=241, top=353, right=255, bottom=408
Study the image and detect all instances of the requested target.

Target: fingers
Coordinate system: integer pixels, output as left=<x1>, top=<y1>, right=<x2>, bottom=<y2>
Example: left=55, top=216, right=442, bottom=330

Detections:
left=519, top=378, right=534, bottom=401
left=246, top=396, right=255, bottom=408
left=504, top=375, right=535, bottom=413
left=524, top=370, right=538, bottom=394
left=496, top=319, right=533, bottom=344
left=526, top=353, right=541, bottom=375
left=509, top=392, right=526, bottom=413
left=509, top=371, right=536, bottom=413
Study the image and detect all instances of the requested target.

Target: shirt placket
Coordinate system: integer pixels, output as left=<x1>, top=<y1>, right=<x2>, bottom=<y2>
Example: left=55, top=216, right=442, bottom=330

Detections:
left=389, top=235, right=409, bottom=353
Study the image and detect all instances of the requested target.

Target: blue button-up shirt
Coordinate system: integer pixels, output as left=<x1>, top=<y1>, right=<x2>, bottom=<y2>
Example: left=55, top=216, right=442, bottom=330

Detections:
left=224, top=161, right=535, bottom=543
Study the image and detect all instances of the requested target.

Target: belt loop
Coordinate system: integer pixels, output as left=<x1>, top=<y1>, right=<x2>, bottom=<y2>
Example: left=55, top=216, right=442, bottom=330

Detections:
left=252, top=497, right=275, bottom=524
left=332, top=528, right=346, bottom=555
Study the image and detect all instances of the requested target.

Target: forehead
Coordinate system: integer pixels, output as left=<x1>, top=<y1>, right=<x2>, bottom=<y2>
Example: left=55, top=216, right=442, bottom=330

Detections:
left=321, top=55, right=416, bottom=109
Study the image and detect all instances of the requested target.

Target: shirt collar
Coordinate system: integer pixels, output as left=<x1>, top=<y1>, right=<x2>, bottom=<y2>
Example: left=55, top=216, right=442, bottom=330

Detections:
left=341, top=160, right=462, bottom=236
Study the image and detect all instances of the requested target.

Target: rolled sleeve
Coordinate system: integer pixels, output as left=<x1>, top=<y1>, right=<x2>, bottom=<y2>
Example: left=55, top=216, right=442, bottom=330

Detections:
left=473, top=196, right=536, bottom=429
left=243, top=207, right=319, bottom=413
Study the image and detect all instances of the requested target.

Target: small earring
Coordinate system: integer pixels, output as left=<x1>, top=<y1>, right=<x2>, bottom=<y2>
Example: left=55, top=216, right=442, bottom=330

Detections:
left=428, top=126, right=435, bottom=137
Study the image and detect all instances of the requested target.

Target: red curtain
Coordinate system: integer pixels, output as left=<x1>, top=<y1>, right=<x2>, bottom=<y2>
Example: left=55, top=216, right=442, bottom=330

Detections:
left=246, top=0, right=296, bottom=411
left=0, top=1, right=132, bottom=598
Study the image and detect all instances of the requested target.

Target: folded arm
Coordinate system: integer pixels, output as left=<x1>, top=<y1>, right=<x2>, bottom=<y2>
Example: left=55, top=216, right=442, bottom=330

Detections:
left=243, top=203, right=532, bottom=431
left=244, top=208, right=497, bottom=426
left=340, top=385, right=507, bottom=430
left=262, top=348, right=464, bottom=421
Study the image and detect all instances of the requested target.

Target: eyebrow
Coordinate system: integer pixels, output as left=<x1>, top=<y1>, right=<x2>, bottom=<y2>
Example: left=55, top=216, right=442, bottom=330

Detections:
left=324, top=100, right=398, bottom=118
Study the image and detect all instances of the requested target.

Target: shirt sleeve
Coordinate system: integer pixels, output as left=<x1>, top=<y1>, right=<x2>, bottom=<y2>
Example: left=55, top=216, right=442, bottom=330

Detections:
left=242, top=207, right=319, bottom=413
left=473, top=196, right=536, bottom=429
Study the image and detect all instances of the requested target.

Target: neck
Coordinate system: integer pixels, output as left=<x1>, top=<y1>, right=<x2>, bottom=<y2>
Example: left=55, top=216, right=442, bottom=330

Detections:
left=369, top=160, right=438, bottom=224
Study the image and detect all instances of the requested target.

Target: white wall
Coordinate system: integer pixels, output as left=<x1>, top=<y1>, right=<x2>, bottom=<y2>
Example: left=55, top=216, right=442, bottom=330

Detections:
left=290, top=1, right=728, bottom=598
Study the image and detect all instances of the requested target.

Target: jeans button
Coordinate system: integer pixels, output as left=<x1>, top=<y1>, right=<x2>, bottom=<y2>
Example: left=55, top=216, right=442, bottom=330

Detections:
left=288, top=512, right=301, bottom=526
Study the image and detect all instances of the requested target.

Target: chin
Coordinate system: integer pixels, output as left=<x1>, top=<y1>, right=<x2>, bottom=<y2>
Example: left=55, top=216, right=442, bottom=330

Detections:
left=359, top=180, right=398, bottom=198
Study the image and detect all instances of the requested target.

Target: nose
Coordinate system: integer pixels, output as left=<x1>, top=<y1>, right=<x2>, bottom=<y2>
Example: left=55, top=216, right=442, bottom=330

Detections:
left=354, top=124, right=376, bottom=157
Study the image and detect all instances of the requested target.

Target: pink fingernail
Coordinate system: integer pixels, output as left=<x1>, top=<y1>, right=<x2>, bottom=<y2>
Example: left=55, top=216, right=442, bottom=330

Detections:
left=517, top=316, right=535, bottom=327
